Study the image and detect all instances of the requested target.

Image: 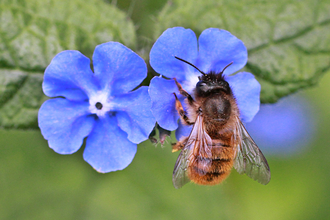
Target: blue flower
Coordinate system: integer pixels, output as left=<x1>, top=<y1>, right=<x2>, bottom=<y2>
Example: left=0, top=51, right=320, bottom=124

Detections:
left=148, top=27, right=260, bottom=139
left=245, top=95, right=315, bottom=155
left=38, top=42, right=156, bottom=173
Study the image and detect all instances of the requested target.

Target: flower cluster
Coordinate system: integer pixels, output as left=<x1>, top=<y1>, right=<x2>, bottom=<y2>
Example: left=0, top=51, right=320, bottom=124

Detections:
left=38, top=27, right=262, bottom=173
left=38, top=42, right=155, bottom=172
left=148, top=27, right=261, bottom=139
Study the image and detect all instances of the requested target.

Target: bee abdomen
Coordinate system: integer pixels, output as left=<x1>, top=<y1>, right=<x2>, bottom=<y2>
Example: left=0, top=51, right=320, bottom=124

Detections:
left=188, top=155, right=235, bottom=185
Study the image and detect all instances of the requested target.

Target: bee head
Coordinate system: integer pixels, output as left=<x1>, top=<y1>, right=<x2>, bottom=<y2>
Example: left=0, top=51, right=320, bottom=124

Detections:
left=174, top=56, right=233, bottom=95
left=196, top=75, right=231, bottom=95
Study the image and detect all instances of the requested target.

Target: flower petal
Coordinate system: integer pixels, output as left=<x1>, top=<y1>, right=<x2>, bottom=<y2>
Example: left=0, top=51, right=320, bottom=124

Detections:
left=150, top=27, right=198, bottom=81
left=92, top=42, right=147, bottom=96
left=111, top=86, right=156, bottom=144
left=38, top=98, right=95, bottom=154
left=198, top=28, right=248, bottom=75
left=149, top=76, right=185, bottom=131
left=83, top=116, right=137, bottom=173
left=226, top=72, right=261, bottom=122
left=43, top=50, right=98, bottom=101
left=175, top=121, right=193, bottom=141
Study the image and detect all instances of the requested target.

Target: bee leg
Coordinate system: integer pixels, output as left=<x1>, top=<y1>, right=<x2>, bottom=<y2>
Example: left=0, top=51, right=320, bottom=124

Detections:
left=173, top=93, right=194, bottom=125
left=172, top=137, right=188, bottom=152
left=173, top=78, right=196, bottom=106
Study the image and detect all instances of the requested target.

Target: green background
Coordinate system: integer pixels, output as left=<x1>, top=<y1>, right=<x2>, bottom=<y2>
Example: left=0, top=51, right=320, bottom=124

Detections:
left=1, top=0, right=330, bottom=219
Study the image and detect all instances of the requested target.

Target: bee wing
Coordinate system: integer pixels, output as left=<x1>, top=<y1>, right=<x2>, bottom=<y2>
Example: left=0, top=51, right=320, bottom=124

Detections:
left=234, top=119, right=271, bottom=185
left=172, top=145, right=192, bottom=189
left=172, top=114, right=212, bottom=189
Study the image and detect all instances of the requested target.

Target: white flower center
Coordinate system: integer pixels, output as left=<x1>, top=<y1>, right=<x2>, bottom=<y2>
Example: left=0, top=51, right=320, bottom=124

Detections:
left=182, top=74, right=199, bottom=94
left=89, top=91, right=113, bottom=117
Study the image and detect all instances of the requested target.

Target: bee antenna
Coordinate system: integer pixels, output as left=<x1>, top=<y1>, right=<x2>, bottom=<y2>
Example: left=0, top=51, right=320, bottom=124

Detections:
left=174, top=56, right=206, bottom=76
left=221, top=62, right=234, bottom=74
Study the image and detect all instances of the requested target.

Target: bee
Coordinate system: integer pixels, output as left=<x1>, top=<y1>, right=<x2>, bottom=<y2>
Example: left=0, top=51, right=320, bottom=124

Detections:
left=171, top=56, right=271, bottom=189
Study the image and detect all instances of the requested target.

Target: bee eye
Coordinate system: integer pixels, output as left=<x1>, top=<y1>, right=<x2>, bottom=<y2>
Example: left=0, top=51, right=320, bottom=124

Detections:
left=197, top=81, right=206, bottom=87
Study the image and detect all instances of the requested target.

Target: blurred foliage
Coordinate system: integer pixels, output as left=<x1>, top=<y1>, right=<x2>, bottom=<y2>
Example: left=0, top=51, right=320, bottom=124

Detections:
left=0, top=0, right=330, bottom=219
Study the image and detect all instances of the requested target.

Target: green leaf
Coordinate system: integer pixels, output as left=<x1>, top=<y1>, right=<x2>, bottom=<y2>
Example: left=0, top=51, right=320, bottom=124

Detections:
left=0, top=0, right=136, bottom=129
left=153, top=0, right=330, bottom=103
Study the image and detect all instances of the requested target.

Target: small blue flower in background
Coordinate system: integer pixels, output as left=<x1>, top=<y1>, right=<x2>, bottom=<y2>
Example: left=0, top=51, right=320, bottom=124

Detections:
left=38, top=42, right=156, bottom=173
left=148, top=27, right=260, bottom=139
left=245, top=95, right=315, bottom=155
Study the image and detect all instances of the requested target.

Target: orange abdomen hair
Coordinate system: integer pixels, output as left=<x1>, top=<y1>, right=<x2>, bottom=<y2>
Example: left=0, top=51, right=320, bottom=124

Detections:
left=187, top=138, right=236, bottom=185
